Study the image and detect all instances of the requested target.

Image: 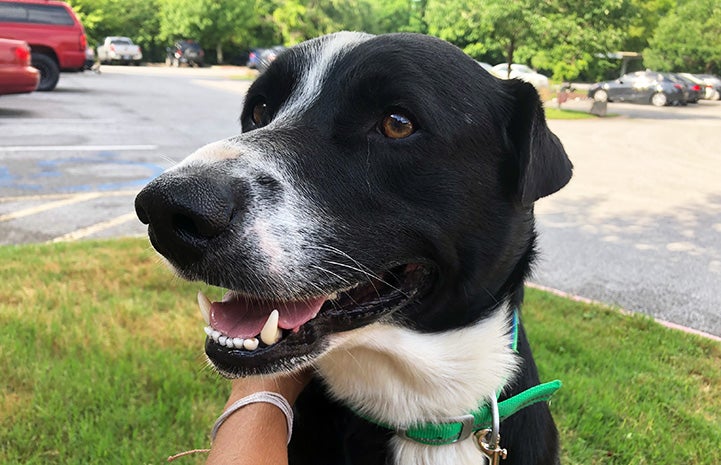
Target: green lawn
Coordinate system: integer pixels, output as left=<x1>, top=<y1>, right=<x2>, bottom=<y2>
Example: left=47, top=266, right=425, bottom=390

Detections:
left=1, top=238, right=719, bottom=464
left=544, top=107, right=598, bottom=120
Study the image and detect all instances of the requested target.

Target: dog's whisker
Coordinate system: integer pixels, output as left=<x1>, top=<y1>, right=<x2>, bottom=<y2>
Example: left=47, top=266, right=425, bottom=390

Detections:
left=308, top=264, right=353, bottom=287
left=306, top=281, right=341, bottom=311
left=324, top=259, right=409, bottom=298
left=158, top=153, right=179, bottom=166
left=309, top=244, right=378, bottom=277
left=307, top=244, right=411, bottom=299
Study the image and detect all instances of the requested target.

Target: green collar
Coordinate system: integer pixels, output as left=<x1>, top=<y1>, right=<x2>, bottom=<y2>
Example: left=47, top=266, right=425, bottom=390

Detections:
left=394, top=380, right=562, bottom=445
left=357, top=309, right=562, bottom=446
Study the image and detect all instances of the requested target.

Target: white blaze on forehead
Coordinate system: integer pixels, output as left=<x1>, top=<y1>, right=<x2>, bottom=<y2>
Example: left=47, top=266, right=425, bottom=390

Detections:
left=172, top=139, right=242, bottom=166
left=274, top=31, right=373, bottom=123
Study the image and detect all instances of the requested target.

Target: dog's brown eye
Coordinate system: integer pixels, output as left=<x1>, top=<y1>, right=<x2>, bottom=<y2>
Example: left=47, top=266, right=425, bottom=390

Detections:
left=252, top=101, right=268, bottom=126
left=381, top=113, right=415, bottom=139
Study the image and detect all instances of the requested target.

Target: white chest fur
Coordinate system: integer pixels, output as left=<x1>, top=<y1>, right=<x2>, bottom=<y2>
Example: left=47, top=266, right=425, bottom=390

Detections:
left=316, top=306, right=518, bottom=465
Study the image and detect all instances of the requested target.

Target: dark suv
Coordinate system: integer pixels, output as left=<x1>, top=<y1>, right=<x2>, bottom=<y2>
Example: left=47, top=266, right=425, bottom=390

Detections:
left=165, top=40, right=204, bottom=67
left=0, top=0, right=87, bottom=91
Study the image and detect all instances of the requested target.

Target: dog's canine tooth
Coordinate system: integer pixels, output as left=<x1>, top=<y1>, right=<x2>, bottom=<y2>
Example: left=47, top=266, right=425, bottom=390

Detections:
left=204, top=326, right=213, bottom=336
left=243, top=338, right=259, bottom=350
left=260, top=309, right=282, bottom=345
left=232, top=337, right=244, bottom=349
left=197, top=291, right=211, bottom=325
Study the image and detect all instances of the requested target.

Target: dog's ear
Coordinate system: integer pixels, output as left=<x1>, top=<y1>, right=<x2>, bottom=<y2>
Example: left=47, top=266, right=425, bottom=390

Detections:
left=504, top=80, right=573, bottom=207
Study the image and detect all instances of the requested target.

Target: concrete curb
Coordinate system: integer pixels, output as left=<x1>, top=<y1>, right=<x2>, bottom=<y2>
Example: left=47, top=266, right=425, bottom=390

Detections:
left=527, top=282, right=721, bottom=343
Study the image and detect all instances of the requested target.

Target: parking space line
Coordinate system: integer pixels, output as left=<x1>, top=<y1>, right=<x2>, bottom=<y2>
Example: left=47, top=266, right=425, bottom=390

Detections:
left=0, top=190, right=139, bottom=222
left=0, top=189, right=138, bottom=203
left=51, top=212, right=139, bottom=243
left=0, top=145, right=157, bottom=152
left=0, top=193, right=106, bottom=222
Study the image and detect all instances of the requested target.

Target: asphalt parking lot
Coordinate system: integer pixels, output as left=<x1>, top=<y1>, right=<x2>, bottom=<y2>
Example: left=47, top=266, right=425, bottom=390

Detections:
left=1, top=65, right=252, bottom=243
left=1, top=65, right=720, bottom=337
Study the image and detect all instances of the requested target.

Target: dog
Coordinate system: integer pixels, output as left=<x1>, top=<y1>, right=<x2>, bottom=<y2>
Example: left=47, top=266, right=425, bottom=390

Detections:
left=135, top=32, right=572, bottom=465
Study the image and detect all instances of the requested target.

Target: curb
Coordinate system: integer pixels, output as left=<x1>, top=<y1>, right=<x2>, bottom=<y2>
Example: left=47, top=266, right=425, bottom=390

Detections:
left=526, top=282, right=721, bottom=343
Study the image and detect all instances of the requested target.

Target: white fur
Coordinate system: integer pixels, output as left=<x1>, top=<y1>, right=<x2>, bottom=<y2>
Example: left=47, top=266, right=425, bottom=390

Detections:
left=163, top=33, right=374, bottom=294
left=316, top=305, right=518, bottom=465
left=169, top=137, right=328, bottom=295
left=274, top=31, right=372, bottom=123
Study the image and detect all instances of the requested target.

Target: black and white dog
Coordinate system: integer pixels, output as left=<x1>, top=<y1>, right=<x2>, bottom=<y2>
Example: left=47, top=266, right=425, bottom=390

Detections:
left=135, top=32, right=572, bottom=465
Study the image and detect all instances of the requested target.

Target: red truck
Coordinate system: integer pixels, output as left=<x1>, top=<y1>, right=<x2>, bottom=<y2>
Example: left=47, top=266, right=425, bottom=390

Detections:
left=0, top=38, right=39, bottom=95
left=0, top=0, right=87, bottom=91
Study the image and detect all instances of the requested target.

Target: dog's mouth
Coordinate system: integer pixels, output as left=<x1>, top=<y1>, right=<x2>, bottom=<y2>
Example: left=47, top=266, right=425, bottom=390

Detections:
left=199, top=263, right=432, bottom=377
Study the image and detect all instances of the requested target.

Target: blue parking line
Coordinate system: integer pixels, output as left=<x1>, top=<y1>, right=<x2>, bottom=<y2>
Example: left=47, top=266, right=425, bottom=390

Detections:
left=0, top=150, right=166, bottom=193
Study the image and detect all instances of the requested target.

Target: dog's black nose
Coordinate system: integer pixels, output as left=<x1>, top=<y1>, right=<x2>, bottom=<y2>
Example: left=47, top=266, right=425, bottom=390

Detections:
left=135, top=168, right=240, bottom=264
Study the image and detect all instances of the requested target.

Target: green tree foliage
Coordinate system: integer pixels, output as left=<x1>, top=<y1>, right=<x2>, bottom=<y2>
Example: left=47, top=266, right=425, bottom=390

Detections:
left=69, top=0, right=160, bottom=56
left=158, top=0, right=257, bottom=63
left=531, top=0, right=634, bottom=81
left=643, top=0, right=721, bottom=74
left=270, top=0, right=422, bottom=45
left=66, top=0, right=721, bottom=77
left=623, top=0, right=675, bottom=52
left=425, top=0, right=633, bottom=81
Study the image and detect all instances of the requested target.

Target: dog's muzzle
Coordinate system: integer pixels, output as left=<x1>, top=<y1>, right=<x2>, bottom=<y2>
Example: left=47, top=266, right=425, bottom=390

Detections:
left=135, top=165, right=244, bottom=266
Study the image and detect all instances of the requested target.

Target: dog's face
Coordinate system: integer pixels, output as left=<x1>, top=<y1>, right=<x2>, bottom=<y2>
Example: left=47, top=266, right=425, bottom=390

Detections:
left=135, top=32, right=571, bottom=378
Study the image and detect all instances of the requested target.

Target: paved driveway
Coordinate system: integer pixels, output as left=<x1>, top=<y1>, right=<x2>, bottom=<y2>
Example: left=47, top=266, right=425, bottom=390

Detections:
left=0, top=66, right=252, bottom=243
left=538, top=99, right=721, bottom=337
left=1, top=67, right=719, bottom=337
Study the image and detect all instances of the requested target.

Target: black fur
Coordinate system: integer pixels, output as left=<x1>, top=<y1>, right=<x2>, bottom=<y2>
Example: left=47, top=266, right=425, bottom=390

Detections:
left=135, top=32, right=571, bottom=465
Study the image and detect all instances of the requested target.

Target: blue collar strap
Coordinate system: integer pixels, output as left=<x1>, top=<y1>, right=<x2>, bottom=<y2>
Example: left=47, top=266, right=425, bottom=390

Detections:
left=358, top=309, right=562, bottom=446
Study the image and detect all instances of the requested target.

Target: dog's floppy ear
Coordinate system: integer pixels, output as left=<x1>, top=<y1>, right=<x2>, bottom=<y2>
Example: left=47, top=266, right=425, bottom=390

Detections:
left=504, top=79, right=573, bottom=207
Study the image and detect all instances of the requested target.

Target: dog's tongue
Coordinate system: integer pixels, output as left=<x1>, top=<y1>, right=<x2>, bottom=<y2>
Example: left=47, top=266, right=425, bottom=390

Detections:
left=210, top=294, right=326, bottom=339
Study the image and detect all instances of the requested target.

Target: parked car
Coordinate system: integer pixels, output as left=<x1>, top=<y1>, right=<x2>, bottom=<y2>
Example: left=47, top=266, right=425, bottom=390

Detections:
left=0, top=38, right=39, bottom=95
left=696, top=74, right=721, bottom=101
left=668, top=73, right=700, bottom=103
left=678, top=73, right=716, bottom=100
left=476, top=61, right=493, bottom=73
left=0, top=0, right=87, bottom=91
left=255, top=46, right=286, bottom=73
left=83, top=46, right=95, bottom=70
left=588, top=71, right=685, bottom=107
left=246, top=48, right=262, bottom=69
left=97, top=36, right=142, bottom=65
left=491, top=63, right=550, bottom=89
left=165, top=40, right=204, bottom=67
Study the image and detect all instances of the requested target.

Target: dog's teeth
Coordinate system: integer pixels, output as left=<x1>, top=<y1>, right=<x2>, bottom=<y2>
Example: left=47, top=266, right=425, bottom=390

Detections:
left=197, top=291, right=211, bottom=325
left=225, top=338, right=235, bottom=348
left=204, top=326, right=213, bottom=336
left=219, top=335, right=227, bottom=346
left=211, top=330, right=221, bottom=343
left=243, top=338, right=259, bottom=350
left=232, top=337, right=244, bottom=349
left=260, top=309, right=282, bottom=345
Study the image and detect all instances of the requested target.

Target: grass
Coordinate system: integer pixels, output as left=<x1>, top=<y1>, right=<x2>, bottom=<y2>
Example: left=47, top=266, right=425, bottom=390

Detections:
left=1, top=238, right=719, bottom=464
left=544, top=107, right=598, bottom=120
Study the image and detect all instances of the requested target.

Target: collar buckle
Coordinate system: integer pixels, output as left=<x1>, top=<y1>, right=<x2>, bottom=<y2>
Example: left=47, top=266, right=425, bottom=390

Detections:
left=397, top=414, right=475, bottom=444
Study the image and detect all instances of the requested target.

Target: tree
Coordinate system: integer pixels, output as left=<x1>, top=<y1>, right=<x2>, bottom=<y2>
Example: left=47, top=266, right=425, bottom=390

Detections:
left=270, top=0, right=418, bottom=45
left=622, top=0, right=674, bottom=52
left=69, top=0, right=161, bottom=56
left=425, top=0, right=634, bottom=81
left=158, top=0, right=257, bottom=63
left=530, top=0, right=634, bottom=81
left=644, top=0, right=721, bottom=74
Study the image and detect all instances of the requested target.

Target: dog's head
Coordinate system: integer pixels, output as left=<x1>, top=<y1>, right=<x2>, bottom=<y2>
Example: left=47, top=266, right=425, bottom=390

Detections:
left=135, top=32, right=571, bottom=377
